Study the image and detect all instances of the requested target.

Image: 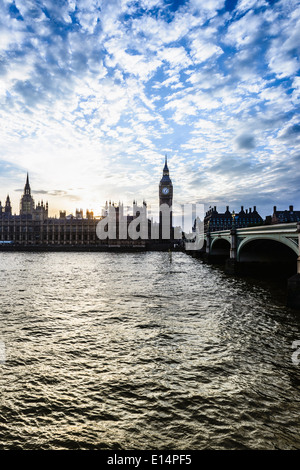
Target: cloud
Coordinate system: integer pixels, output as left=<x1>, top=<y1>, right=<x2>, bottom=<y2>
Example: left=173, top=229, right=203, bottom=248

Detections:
left=189, top=37, right=223, bottom=63
left=0, top=0, right=299, bottom=218
left=189, top=0, right=226, bottom=16
left=157, top=46, right=192, bottom=69
left=278, top=123, right=300, bottom=145
left=225, top=10, right=270, bottom=50
left=0, top=159, right=24, bottom=178
left=235, top=0, right=267, bottom=14
left=235, top=133, right=256, bottom=150
left=266, top=5, right=300, bottom=78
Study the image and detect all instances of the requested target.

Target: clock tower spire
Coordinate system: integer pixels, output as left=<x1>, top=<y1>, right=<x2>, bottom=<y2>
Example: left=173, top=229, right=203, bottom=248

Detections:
left=159, top=155, right=173, bottom=240
left=159, top=155, right=173, bottom=204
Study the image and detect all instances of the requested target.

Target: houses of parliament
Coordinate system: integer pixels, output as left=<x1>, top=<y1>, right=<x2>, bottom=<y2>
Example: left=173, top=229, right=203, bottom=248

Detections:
left=0, top=159, right=175, bottom=250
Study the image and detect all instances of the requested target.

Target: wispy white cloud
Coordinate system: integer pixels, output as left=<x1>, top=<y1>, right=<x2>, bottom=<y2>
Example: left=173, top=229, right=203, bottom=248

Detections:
left=0, top=0, right=299, bottom=217
left=266, top=5, right=300, bottom=78
left=189, top=37, right=223, bottom=63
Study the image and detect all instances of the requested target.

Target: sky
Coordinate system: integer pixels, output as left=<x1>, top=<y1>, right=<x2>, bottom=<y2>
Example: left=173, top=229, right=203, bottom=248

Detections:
left=0, top=0, right=299, bottom=218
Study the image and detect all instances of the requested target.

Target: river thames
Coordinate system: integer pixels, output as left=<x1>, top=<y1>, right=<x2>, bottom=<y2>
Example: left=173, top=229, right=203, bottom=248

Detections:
left=0, top=251, right=299, bottom=450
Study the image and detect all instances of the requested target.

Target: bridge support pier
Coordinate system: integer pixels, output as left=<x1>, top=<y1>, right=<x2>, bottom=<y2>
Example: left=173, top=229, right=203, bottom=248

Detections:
left=203, top=252, right=212, bottom=264
left=287, top=223, right=300, bottom=310
left=225, top=258, right=238, bottom=274
left=287, top=274, right=300, bottom=310
left=203, top=230, right=212, bottom=263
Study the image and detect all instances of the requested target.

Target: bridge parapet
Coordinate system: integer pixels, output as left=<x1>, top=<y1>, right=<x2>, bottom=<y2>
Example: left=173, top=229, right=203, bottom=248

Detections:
left=210, top=222, right=298, bottom=237
left=208, top=222, right=299, bottom=259
left=190, top=222, right=299, bottom=259
left=188, top=222, right=300, bottom=309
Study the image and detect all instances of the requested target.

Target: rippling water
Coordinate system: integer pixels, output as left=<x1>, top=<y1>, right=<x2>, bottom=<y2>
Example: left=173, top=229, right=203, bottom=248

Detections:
left=0, top=251, right=300, bottom=450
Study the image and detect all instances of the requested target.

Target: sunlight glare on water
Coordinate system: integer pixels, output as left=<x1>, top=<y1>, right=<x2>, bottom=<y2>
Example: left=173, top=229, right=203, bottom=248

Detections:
left=0, top=251, right=300, bottom=450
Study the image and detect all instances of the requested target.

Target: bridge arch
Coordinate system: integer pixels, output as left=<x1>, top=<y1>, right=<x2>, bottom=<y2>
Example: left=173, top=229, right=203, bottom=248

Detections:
left=237, top=236, right=297, bottom=277
left=210, top=237, right=231, bottom=257
left=211, top=236, right=231, bottom=250
left=237, top=236, right=298, bottom=261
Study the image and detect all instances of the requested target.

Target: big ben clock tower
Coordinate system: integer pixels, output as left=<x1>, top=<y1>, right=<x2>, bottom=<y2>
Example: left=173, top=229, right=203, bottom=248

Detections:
left=159, top=155, right=173, bottom=240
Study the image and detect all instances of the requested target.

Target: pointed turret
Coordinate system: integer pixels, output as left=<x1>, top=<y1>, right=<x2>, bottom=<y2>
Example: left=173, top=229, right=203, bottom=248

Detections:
left=24, top=172, right=31, bottom=195
left=20, top=173, right=35, bottom=216
left=163, top=154, right=169, bottom=173
left=160, top=155, right=172, bottom=184
left=5, top=195, right=12, bottom=215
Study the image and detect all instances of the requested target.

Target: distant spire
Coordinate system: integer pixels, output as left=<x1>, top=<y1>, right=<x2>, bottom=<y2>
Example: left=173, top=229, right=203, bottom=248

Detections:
left=24, top=172, right=31, bottom=195
left=163, top=154, right=169, bottom=173
left=5, top=194, right=11, bottom=214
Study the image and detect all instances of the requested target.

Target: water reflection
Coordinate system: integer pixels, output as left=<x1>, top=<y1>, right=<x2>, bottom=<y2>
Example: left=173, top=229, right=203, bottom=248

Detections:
left=0, top=252, right=299, bottom=450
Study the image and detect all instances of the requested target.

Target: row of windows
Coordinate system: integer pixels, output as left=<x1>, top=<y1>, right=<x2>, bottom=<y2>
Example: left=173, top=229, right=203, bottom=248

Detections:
left=0, top=235, right=97, bottom=242
left=210, top=219, right=260, bottom=225
left=277, top=217, right=300, bottom=222
left=0, top=227, right=97, bottom=232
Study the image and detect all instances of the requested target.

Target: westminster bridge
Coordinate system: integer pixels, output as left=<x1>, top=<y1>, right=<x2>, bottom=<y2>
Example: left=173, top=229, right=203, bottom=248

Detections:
left=187, top=222, right=300, bottom=309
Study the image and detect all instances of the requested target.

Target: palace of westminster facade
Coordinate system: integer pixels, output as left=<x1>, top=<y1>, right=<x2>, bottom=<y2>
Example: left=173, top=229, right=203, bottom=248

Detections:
left=0, top=159, right=175, bottom=248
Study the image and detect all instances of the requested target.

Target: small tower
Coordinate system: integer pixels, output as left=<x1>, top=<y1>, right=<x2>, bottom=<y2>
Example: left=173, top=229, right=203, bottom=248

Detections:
left=5, top=195, right=12, bottom=216
left=24, top=173, right=31, bottom=195
left=20, top=173, right=35, bottom=216
left=35, top=199, right=49, bottom=221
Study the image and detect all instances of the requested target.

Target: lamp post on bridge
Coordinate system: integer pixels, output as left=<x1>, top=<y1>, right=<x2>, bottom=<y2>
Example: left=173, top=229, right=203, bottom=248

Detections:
left=287, top=222, right=300, bottom=309
left=230, top=211, right=237, bottom=260
left=225, top=210, right=238, bottom=274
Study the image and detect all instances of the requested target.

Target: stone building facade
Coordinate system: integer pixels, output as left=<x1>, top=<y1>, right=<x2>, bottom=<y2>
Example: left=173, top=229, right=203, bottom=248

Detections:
left=203, top=205, right=263, bottom=233
left=272, top=205, right=300, bottom=224
left=0, top=162, right=175, bottom=249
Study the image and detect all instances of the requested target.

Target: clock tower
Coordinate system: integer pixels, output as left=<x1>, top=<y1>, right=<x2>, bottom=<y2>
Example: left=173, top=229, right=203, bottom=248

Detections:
left=159, top=155, right=173, bottom=240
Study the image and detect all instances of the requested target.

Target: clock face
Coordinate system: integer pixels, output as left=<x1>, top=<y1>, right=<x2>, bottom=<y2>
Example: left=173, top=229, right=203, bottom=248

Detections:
left=162, top=187, right=169, bottom=195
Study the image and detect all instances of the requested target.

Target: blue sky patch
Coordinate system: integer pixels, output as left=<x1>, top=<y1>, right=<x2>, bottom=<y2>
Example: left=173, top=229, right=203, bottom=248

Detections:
left=0, top=0, right=299, bottom=217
